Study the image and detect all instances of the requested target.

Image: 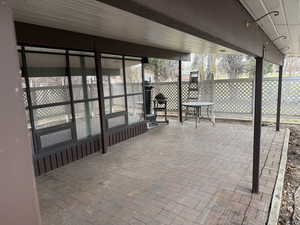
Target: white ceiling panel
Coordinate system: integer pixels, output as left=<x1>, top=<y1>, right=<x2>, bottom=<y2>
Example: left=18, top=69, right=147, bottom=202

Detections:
left=12, top=0, right=242, bottom=57
left=283, top=0, right=300, bottom=24
left=240, top=0, right=300, bottom=55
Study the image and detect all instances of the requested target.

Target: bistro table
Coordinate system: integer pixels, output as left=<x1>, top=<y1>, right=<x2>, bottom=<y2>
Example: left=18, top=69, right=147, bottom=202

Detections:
left=182, top=101, right=215, bottom=128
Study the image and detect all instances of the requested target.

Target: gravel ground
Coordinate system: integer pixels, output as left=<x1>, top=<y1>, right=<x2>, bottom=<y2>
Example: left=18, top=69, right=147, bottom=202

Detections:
left=278, top=125, right=300, bottom=225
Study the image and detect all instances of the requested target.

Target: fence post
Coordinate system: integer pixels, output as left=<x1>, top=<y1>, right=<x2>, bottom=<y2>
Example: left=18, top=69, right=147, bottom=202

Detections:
left=252, top=57, right=263, bottom=194
left=276, top=65, right=283, bottom=131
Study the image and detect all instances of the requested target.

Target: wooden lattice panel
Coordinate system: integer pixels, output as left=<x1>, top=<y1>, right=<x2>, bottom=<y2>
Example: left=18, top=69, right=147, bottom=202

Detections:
left=262, top=79, right=278, bottom=115
left=281, top=78, right=300, bottom=116
left=152, top=82, right=178, bottom=111
left=215, top=79, right=253, bottom=113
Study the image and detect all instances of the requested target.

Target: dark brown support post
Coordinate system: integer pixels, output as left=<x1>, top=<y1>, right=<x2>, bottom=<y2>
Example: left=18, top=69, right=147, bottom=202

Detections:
left=178, top=60, right=183, bottom=123
left=122, top=56, right=129, bottom=125
left=66, top=51, right=77, bottom=140
left=276, top=65, right=283, bottom=131
left=141, top=59, right=147, bottom=120
left=252, top=56, right=263, bottom=194
left=95, top=52, right=108, bottom=153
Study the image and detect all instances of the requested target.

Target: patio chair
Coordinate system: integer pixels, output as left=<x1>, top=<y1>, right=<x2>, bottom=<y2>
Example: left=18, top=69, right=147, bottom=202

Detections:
left=153, top=93, right=169, bottom=124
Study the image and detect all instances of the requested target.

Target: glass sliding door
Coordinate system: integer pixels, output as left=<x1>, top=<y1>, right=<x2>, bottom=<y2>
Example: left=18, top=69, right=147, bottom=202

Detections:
left=101, top=55, right=127, bottom=128
left=24, top=48, right=74, bottom=151
left=101, top=54, right=145, bottom=129
left=125, top=58, right=144, bottom=124
left=70, top=54, right=101, bottom=140
left=20, top=47, right=103, bottom=153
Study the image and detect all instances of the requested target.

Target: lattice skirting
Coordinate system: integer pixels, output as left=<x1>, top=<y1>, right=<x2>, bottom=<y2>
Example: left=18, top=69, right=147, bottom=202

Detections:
left=33, top=121, right=148, bottom=176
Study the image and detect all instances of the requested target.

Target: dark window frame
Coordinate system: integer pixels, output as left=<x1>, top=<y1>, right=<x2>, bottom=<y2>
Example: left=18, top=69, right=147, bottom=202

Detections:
left=19, top=45, right=146, bottom=154
left=101, top=55, right=145, bottom=129
left=19, top=47, right=103, bottom=153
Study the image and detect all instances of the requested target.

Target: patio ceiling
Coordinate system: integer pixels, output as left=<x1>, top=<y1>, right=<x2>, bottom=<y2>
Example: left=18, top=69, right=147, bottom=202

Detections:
left=95, top=0, right=284, bottom=65
left=240, top=0, right=300, bottom=56
left=12, top=0, right=241, bottom=58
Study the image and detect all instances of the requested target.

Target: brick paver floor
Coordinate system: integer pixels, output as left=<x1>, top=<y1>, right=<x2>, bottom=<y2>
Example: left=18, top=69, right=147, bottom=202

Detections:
left=36, top=121, right=286, bottom=225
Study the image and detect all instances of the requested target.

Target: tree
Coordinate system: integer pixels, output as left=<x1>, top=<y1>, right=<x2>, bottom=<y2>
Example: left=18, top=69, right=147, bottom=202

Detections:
left=218, top=55, right=245, bottom=79
left=243, top=56, right=256, bottom=78
left=283, top=56, right=300, bottom=76
left=144, top=58, right=178, bottom=82
left=263, top=61, right=273, bottom=75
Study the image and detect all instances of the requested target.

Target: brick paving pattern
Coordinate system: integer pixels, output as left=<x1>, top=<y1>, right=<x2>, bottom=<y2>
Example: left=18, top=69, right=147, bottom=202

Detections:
left=36, top=121, right=285, bottom=225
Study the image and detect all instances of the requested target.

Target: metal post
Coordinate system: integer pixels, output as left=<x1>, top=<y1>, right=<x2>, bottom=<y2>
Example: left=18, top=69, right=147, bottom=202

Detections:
left=141, top=60, right=147, bottom=120
left=66, top=51, right=77, bottom=141
left=122, top=56, right=129, bottom=124
left=178, top=60, right=183, bottom=123
left=252, top=57, right=263, bottom=194
left=276, top=65, right=283, bottom=131
left=95, top=52, right=108, bottom=153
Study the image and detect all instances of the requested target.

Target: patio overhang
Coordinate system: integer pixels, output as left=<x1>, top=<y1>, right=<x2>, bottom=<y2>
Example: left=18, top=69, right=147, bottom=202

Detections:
left=12, top=0, right=251, bottom=62
left=97, top=0, right=285, bottom=65
left=14, top=22, right=191, bottom=61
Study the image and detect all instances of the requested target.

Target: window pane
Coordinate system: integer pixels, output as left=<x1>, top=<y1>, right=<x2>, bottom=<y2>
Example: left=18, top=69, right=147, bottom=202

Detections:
left=26, top=52, right=70, bottom=106
left=128, top=94, right=144, bottom=124
left=25, top=109, right=31, bottom=129
left=101, top=58, right=124, bottom=96
left=75, top=101, right=101, bottom=140
left=70, top=56, right=96, bottom=76
left=72, top=76, right=98, bottom=100
left=125, top=60, right=142, bottom=94
left=102, top=75, right=110, bottom=97
left=108, top=115, right=125, bottom=128
left=33, top=105, right=72, bottom=129
left=29, top=77, right=70, bottom=105
left=105, top=97, right=126, bottom=114
left=70, top=56, right=98, bottom=100
left=26, top=52, right=66, bottom=77
left=40, top=128, right=72, bottom=148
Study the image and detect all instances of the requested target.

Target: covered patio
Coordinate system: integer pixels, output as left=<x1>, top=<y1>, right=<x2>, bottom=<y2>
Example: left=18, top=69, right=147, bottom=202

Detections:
left=0, top=0, right=297, bottom=225
left=37, top=120, right=285, bottom=225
